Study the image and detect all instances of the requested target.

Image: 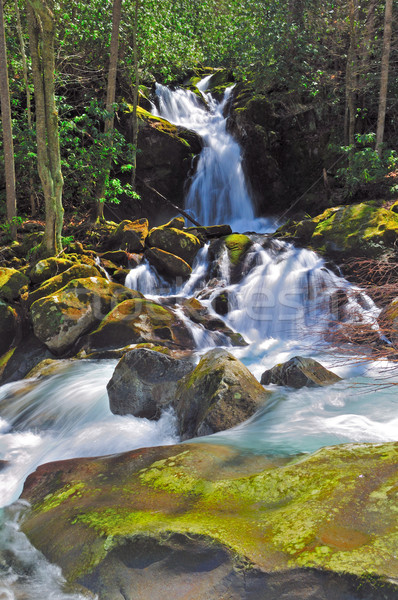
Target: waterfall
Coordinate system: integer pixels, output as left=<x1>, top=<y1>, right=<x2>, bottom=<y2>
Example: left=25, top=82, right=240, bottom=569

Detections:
left=153, top=76, right=257, bottom=229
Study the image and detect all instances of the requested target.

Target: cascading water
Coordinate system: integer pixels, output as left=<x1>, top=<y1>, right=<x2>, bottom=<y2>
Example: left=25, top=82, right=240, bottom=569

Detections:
left=1, top=76, right=397, bottom=598
left=153, top=76, right=264, bottom=230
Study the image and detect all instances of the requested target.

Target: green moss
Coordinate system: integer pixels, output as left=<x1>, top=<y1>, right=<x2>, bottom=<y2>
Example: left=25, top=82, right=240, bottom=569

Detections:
left=37, top=483, right=86, bottom=513
left=224, top=234, right=252, bottom=265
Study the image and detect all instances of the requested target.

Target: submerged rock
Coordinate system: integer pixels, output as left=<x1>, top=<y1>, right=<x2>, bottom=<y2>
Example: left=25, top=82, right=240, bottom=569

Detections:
left=20, top=441, right=398, bottom=599
left=86, top=298, right=195, bottom=352
left=260, top=356, right=342, bottom=388
left=174, top=348, right=271, bottom=439
left=30, top=277, right=137, bottom=355
left=107, top=348, right=193, bottom=419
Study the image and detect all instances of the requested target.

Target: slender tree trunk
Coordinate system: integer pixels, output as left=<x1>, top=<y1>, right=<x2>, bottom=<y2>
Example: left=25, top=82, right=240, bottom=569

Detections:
left=0, top=0, right=17, bottom=239
left=131, top=0, right=139, bottom=191
left=27, top=0, right=64, bottom=255
left=95, top=0, right=122, bottom=221
left=376, top=0, right=393, bottom=156
left=344, top=0, right=359, bottom=147
left=14, top=0, right=36, bottom=216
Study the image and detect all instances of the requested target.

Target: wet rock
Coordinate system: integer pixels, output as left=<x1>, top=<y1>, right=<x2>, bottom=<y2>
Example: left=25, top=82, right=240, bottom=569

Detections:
left=181, top=298, right=247, bottom=346
left=174, top=348, right=271, bottom=439
left=0, top=268, right=29, bottom=302
left=20, top=441, right=398, bottom=600
left=27, top=264, right=101, bottom=307
left=86, top=298, right=195, bottom=352
left=29, top=257, right=75, bottom=284
left=260, top=356, right=342, bottom=388
left=98, top=250, right=130, bottom=267
left=163, top=216, right=185, bottom=230
left=25, top=358, right=77, bottom=380
left=30, top=277, right=137, bottom=355
left=110, top=218, right=148, bottom=252
left=107, top=348, right=194, bottom=419
left=0, top=333, right=56, bottom=384
left=211, top=290, right=230, bottom=316
left=148, top=226, right=202, bottom=266
left=145, top=247, right=192, bottom=280
left=224, top=234, right=252, bottom=266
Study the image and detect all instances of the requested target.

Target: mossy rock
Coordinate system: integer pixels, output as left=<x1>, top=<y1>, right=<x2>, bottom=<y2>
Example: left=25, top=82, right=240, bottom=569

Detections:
left=148, top=226, right=202, bottom=266
left=174, top=348, right=271, bottom=439
left=145, top=247, right=192, bottom=280
left=30, top=277, right=138, bottom=355
left=25, top=358, right=77, bottom=380
left=110, top=219, right=149, bottom=253
left=20, top=441, right=398, bottom=599
left=27, top=264, right=102, bottom=307
left=163, top=216, right=185, bottom=230
left=29, top=257, right=75, bottom=285
left=0, top=267, right=29, bottom=302
left=0, top=300, right=20, bottom=355
left=86, top=298, right=195, bottom=352
left=224, top=234, right=252, bottom=266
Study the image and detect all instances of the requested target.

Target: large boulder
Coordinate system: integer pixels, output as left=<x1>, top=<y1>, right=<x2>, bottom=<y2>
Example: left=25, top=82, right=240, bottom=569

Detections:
left=86, top=298, right=195, bottom=352
left=174, top=348, right=271, bottom=440
left=148, top=226, right=202, bottom=265
left=30, top=277, right=137, bottom=355
left=107, top=348, right=193, bottom=419
left=110, top=218, right=148, bottom=252
left=145, top=247, right=192, bottom=280
left=0, top=267, right=29, bottom=302
left=27, top=263, right=101, bottom=307
left=276, top=202, right=398, bottom=258
left=20, top=442, right=398, bottom=600
left=260, top=356, right=342, bottom=388
left=29, top=257, right=75, bottom=284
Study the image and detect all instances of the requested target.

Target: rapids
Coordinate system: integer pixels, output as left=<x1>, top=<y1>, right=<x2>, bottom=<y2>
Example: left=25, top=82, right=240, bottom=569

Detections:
left=1, top=75, right=397, bottom=598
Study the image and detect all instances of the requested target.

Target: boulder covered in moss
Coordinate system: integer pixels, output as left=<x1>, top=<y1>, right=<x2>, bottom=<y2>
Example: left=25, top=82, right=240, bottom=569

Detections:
left=29, top=257, right=75, bottom=284
left=0, top=267, right=29, bottom=302
left=276, top=202, right=398, bottom=258
left=27, top=263, right=101, bottom=307
left=20, top=441, right=398, bottom=599
left=30, top=277, right=138, bottom=355
left=260, top=356, right=342, bottom=388
left=174, top=348, right=271, bottom=439
left=0, top=300, right=20, bottom=355
left=110, top=218, right=149, bottom=253
left=148, top=226, right=202, bottom=266
left=224, top=234, right=252, bottom=266
left=145, top=247, right=192, bottom=280
left=86, top=298, right=195, bottom=352
left=107, top=347, right=194, bottom=419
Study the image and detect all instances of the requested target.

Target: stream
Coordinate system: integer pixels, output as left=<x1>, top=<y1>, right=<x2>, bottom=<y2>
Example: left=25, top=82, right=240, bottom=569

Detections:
left=1, top=76, right=397, bottom=599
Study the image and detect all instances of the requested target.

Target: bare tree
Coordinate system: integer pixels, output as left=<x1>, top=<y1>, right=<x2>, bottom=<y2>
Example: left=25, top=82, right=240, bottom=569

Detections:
left=27, top=0, right=64, bottom=255
left=0, top=0, right=17, bottom=239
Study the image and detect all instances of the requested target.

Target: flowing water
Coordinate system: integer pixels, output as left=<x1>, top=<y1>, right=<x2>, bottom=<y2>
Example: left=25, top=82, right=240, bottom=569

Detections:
left=1, top=76, right=397, bottom=598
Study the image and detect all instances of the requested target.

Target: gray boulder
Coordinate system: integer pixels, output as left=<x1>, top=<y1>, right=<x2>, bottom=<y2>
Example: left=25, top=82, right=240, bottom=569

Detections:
left=174, top=348, right=272, bottom=440
left=260, top=356, right=342, bottom=388
left=107, top=348, right=193, bottom=419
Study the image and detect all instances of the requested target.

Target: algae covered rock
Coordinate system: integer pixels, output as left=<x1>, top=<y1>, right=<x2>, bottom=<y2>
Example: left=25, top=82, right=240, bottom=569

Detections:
left=260, top=356, right=342, bottom=388
left=29, top=257, right=75, bottom=284
left=87, top=298, right=195, bottom=352
left=148, top=226, right=202, bottom=265
left=145, top=247, right=192, bottom=280
left=27, top=263, right=101, bottom=307
left=110, top=218, right=148, bottom=252
left=224, top=234, right=252, bottom=265
left=107, top=347, right=193, bottom=419
left=30, top=277, right=137, bottom=355
left=0, top=267, right=29, bottom=301
left=20, top=441, right=398, bottom=599
left=174, top=348, right=271, bottom=439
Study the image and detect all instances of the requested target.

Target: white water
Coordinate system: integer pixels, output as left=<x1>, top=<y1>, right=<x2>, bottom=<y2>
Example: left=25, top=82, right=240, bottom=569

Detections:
left=153, top=76, right=271, bottom=231
left=1, top=76, right=398, bottom=598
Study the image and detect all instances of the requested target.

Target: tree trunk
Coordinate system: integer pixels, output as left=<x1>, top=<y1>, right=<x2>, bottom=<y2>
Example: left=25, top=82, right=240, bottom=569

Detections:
left=14, top=0, right=36, bottom=216
left=376, top=0, right=393, bottom=156
left=344, top=0, right=359, bottom=147
left=0, top=0, right=17, bottom=239
left=95, top=0, right=122, bottom=221
left=131, top=0, right=139, bottom=191
left=27, top=0, right=64, bottom=255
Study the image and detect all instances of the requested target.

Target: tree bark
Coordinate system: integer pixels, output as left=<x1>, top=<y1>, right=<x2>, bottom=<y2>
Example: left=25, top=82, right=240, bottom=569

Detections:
left=131, top=0, right=139, bottom=191
left=95, top=0, right=122, bottom=221
left=344, top=0, right=359, bottom=147
left=14, top=0, right=36, bottom=216
left=376, top=0, right=393, bottom=156
left=27, top=0, right=64, bottom=255
left=0, top=0, right=17, bottom=239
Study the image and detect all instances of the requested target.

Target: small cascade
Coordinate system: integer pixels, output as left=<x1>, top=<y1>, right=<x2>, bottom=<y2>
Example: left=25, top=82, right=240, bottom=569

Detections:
left=153, top=76, right=255, bottom=229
